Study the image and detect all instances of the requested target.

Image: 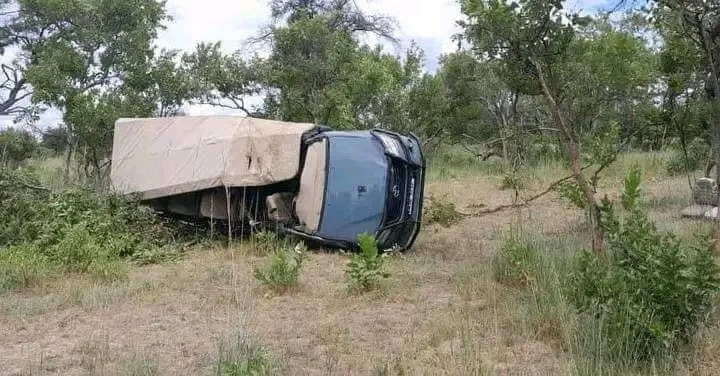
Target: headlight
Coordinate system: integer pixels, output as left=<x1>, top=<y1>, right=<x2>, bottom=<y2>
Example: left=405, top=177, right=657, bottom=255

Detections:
left=374, top=132, right=405, bottom=158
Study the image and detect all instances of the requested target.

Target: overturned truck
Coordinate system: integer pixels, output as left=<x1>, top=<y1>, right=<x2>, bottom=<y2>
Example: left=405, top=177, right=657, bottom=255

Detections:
left=110, top=116, right=425, bottom=251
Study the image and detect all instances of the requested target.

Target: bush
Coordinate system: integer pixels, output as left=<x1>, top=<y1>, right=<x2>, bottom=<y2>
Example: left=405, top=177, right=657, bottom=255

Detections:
left=492, top=237, right=540, bottom=287
left=570, top=166, right=720, bottom=362
left=0, top=168, right=179, bottom=290
left=346, top=233, right=389, bottom=294
left=0, top=128, right=38, bottom=168
left=664, top=137, right=709, bottom=176
left=253, top=242, right=307, bottom=292
left=423, top=194, right=458, bottom=226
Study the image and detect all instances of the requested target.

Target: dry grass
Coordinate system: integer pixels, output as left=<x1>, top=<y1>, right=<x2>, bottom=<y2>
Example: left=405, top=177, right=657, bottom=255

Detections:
left=2, top=151, right=719, bottom=375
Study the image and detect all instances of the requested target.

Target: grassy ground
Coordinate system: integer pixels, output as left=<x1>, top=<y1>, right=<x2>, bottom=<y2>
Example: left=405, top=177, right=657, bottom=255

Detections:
left=2, top=151, right=719, bottom=375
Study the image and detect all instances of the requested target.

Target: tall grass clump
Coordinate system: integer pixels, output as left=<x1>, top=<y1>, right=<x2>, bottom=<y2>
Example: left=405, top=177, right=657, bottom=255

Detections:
left=570, top=166, right=720, bottom=365
left=491, top=232, right=579, bottom=349
left=492, top=236, right=541, bottom=288
left=214, top=332, right=277, bottom=376
left=0, top=168, right=179, bottom=291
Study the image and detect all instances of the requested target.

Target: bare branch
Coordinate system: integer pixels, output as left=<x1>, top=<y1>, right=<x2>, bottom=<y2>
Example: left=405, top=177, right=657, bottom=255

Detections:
left=195, top=97, right=251, bottom=116
left=457, top=172, right=575, bottom=217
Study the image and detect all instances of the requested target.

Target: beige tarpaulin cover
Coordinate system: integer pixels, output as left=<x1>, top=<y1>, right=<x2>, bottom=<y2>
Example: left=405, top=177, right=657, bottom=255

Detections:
left=110, top=115, right=316, bottom=200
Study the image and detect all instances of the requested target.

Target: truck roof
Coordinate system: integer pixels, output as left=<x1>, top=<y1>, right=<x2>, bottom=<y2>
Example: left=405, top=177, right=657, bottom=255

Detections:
left=110, top=115, right=316, bottom=200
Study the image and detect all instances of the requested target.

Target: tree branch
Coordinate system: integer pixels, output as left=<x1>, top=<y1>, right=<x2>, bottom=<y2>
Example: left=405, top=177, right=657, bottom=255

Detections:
left=457, top=172, right=576, bottom=217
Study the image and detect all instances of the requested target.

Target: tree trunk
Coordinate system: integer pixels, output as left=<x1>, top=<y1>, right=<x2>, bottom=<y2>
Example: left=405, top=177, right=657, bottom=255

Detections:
left=533, top=59, right=604, bottom=254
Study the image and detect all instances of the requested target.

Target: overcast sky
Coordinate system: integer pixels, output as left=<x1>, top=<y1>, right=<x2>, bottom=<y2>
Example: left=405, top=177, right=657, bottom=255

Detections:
left=1, top=0, right=615, bottom=128
left=157, top=0, right=614, bottom=70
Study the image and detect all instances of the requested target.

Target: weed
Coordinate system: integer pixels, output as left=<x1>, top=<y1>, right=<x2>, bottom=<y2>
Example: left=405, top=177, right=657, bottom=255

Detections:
left=253, top=242, right=307, bottom=293
left=129, top=245, right=183, bottom=266
left=250, top=230, right=283, bottom=255
left=346, top=233, right=389, bottom=294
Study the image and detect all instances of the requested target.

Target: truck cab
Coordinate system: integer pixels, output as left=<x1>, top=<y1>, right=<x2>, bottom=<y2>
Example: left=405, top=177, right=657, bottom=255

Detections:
left=290, top=129, right=424, bottom=250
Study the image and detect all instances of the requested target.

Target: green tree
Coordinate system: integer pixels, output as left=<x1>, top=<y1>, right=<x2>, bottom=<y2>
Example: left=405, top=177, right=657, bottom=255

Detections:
left=15, top=0, right=184, bottom=177
left=0, top=127, right=37, bottom=167
left=40, top=125, right=69, bottom=155
left=459, top=0, right=655, bottom=252
left=182, top=42, right=264, bottom=115
left=264, top=15, right=359, bottom=126
left=183, top=0, right=441, bottom=136
left=648, top=1, right=720, bottom=177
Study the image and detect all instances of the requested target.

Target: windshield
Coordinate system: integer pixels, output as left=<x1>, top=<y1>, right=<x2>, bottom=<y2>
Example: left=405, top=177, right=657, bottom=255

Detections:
left=315, top=133, right=388, bottom=242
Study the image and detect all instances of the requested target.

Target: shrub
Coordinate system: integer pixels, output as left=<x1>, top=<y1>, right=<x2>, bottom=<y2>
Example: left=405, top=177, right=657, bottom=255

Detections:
left=253, top=242, right=307, bottom=292
left=664, top=137, right=709, bottom=176
left=570, top=166, right=720, bottom=362
left=346, top=233, right=389, bottom=294
left=491, top=237, right=540, bottom=287
left=0, top=167, right=179, bottom=290
left=423, top=194, right=458, bottom=226
left=0, top=127, right=38, bottom=168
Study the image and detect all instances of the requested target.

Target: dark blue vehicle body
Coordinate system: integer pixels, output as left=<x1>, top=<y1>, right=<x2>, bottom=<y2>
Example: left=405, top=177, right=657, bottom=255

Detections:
left=285, top=128, right=425, bottom=251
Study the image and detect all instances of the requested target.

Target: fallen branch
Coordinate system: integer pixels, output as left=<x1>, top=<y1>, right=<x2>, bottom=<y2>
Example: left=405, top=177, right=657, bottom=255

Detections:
left=456, top=172, right=575, bottom=217
left=21, top=182, right=51, bottom=192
